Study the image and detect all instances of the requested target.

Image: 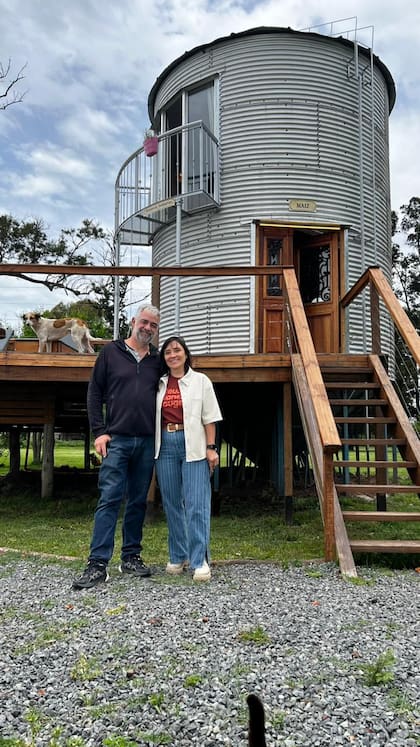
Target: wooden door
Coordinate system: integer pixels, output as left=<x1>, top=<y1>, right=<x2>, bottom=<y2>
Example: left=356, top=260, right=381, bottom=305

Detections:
left=256, top=226, right=340, bottom=354
left=294, top=232, right=340, bottom=353
left=256, top=227, right=293, bottom=353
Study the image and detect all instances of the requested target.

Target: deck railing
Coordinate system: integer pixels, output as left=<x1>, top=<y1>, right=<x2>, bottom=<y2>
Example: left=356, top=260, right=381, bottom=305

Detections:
left=283, top=267, right=342, bottom=561
left=341, top=266, right=420, bottom=431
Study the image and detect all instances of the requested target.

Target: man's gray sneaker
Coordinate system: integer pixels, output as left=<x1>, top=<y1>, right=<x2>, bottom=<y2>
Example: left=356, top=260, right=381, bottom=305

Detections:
left=119, top=555, right=151, bottom=577
left=72, top=561, right=109, bottom=590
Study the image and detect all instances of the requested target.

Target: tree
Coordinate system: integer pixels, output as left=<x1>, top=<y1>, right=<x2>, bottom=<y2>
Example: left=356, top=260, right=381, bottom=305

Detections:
left=82, top=230, right=134, bottom=336
left=0, top=59, right=27, bottom=110
left=1, top=213, right=151, bottom=336
left=40, top=230, right=149, bottom=337
left=399, top=196, right=420, bottom=254
left=392, top=198, right=420, bottom=320
left=392, top=197, right=420, bottom=421
left=1, top=215, right=103, bottom=295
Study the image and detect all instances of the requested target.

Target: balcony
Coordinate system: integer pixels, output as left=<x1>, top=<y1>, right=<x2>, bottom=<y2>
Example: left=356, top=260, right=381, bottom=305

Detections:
left=115, top=121, right=220, bottom=245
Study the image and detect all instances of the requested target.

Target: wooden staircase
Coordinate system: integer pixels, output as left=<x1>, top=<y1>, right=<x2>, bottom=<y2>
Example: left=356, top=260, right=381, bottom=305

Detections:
left=283, top=266, right=420, bottom=577
left=320, top=353, right=420, bottom=559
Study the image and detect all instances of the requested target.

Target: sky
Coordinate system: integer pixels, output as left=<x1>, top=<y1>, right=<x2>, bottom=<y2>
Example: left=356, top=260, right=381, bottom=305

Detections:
left=0, top=0, right=419, bottom=329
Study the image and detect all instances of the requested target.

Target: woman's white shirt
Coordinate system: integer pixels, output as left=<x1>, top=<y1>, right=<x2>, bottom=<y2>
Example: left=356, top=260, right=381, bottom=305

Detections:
left=155, top=368, right=222, bottom=461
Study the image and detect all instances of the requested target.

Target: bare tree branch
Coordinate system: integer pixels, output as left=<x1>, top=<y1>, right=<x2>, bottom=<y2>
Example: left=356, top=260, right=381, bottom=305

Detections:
left=0, top=59, right=28, bottom=110
left=5, top=270, right=85, bottom=295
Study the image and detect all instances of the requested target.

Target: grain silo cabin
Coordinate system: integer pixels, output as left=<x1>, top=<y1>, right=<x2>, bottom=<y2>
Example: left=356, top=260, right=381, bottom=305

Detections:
left=2, top=24, right=420, bottom=575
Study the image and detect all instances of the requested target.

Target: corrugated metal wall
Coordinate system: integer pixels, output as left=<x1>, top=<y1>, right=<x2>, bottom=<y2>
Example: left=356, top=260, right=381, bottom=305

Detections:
left=151, top=30, right=394, bottom=355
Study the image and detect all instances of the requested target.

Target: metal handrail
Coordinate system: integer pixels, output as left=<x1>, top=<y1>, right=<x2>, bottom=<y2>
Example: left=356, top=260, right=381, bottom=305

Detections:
left=115, top=120, right=220, bottom=237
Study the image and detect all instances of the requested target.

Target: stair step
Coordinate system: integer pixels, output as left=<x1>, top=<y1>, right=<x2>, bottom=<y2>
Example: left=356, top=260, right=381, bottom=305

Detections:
left=325, top=382, right=379, bottom=389
left=321, top=367, right=372, bottom=375
left=349, top=540, right=420, bottom=553
left=335, top=416, right=395, bottom=424
left=329, top=399, right=387, bottom=406
left=334, top=460, right=416, bottom=469
left=340, top=438, right=406, bottom=446
left=343, top=511, right=420, bottom=522
left=337, top=484, right=420, bottom=494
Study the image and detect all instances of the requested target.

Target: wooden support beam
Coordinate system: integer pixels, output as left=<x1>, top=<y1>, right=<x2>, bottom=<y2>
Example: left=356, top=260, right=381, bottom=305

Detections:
left=0, top=263, right=284, bottom=278
left=370, top=282, right=382, bottom=355
left=334, top=492, right=357, bottom=577
left=283, top=382, right=293, bottom=524
left=41, top=424, right=55, bottom=499
left=323, top=450, right=335, bottom=561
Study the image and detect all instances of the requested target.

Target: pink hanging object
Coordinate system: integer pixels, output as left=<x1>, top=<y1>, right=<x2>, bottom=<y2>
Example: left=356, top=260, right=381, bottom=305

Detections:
left=143, top=136, right=158, bottom=157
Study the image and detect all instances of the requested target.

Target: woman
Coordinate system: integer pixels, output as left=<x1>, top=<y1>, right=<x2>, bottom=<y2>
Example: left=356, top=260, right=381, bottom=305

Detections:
left=155, top=336, right=222, bottom=581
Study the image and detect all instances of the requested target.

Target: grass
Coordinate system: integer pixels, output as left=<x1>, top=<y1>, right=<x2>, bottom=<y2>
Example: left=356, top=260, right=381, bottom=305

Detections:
left=0, top=482, right=325, bottom=565
left=0, top=441, right=325, bottom=564
left=0, top=441, right=87, bottom=473
left=358, top=648, right=396, bottom=686
left=0, top=441, right=419, bottom=569
left=237, top=625, right=271, bottom=645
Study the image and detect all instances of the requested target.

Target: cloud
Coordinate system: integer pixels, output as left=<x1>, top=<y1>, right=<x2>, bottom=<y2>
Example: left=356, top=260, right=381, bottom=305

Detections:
left=0, top=0, right=419, bottom=322
left=24, top=146, right=91, bottom=179
left=13, top=173, right=63, bottom=199
left=1, top=143, right=95, bottom=225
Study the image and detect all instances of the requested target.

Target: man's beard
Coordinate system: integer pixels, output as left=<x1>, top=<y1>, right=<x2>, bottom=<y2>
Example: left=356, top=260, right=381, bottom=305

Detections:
left=136, top=328, right=153, bottom=345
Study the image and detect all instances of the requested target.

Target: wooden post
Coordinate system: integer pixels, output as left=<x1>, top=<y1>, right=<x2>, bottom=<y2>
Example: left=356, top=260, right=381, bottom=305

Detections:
left=283, top=382, right=294, bottom=523
left=375, top=409, right=388, bottom=512
left=32, top=431, right=42, bottom=465
left=84, top=429, right=90, bottom=469
left=41, top=423, right=55, bottom=499
left=152, top=276, right=161, bottom=313
left=323, top=449, right=335, bottom=561
left=9, top=428, right=21, bottom=476
left=24, top=430, right=31, bottom=469
left=370, top=282, right=382, bottom=355
left=369, top=284, right=387, bottom=509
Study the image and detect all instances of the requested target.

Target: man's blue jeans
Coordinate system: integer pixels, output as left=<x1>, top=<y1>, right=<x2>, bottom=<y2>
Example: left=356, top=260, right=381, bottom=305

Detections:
left=89, top=434, right=154, bottom=564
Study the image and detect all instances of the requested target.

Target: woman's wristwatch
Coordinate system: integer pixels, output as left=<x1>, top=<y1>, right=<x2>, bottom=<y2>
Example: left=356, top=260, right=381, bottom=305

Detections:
left=206, top=444, right=218, bottom=452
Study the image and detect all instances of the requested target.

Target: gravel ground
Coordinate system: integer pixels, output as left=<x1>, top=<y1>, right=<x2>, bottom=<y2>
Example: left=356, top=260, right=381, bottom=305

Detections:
left=0, top=555, right=419, bottom=747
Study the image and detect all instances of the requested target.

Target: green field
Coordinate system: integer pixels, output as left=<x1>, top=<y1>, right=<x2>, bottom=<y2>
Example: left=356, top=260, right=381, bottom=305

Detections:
left=0, top=441, right=419, bottom=570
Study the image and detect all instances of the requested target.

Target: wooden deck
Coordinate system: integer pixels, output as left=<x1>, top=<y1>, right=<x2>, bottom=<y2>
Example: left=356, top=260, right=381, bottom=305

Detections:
left=0, top=341, right=292, bottom=430
left=0, top=341, right=293, bottom=384
left=2, top=263, right=419, bottom=576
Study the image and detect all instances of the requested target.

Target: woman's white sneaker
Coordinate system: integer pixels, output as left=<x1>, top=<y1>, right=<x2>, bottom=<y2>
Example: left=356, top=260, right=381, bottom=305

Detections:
left=193, top=560, right=211, bottom=582
left=166, top=560, right=188, bottom=575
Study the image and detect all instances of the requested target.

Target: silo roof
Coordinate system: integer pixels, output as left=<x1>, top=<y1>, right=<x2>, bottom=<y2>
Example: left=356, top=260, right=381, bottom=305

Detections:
left=148, top=25, right=396, bottom=119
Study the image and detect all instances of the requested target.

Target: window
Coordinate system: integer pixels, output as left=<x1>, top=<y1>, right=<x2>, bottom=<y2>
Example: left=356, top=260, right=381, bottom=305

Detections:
left=300, top=244, right=331, bottom=303
left=160, top=80, right=218, bottom=199
left=266, top=238, right=282, bottom=297
left=187, top=84, right=215, bottom=132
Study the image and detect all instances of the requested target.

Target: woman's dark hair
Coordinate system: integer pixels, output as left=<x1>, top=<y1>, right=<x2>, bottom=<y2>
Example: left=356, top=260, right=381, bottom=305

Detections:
left=160, top=336, right=192, bottom=375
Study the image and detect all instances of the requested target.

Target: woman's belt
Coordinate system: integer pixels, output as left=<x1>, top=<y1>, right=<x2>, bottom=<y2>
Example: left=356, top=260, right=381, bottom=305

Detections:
left=166, top=423, right=184, bottom=432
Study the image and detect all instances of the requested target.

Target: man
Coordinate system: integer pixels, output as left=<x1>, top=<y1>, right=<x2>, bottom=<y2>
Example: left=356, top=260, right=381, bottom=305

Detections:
left=72, top=304, right=161, bottom=590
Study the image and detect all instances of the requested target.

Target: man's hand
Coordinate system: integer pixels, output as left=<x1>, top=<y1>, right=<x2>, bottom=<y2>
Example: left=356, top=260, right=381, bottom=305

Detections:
left=94, top=434, right=111, bottom=458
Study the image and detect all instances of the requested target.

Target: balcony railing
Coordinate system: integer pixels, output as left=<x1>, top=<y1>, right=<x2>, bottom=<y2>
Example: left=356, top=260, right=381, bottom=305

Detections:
left=115, top=121, right=220, bottom=245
